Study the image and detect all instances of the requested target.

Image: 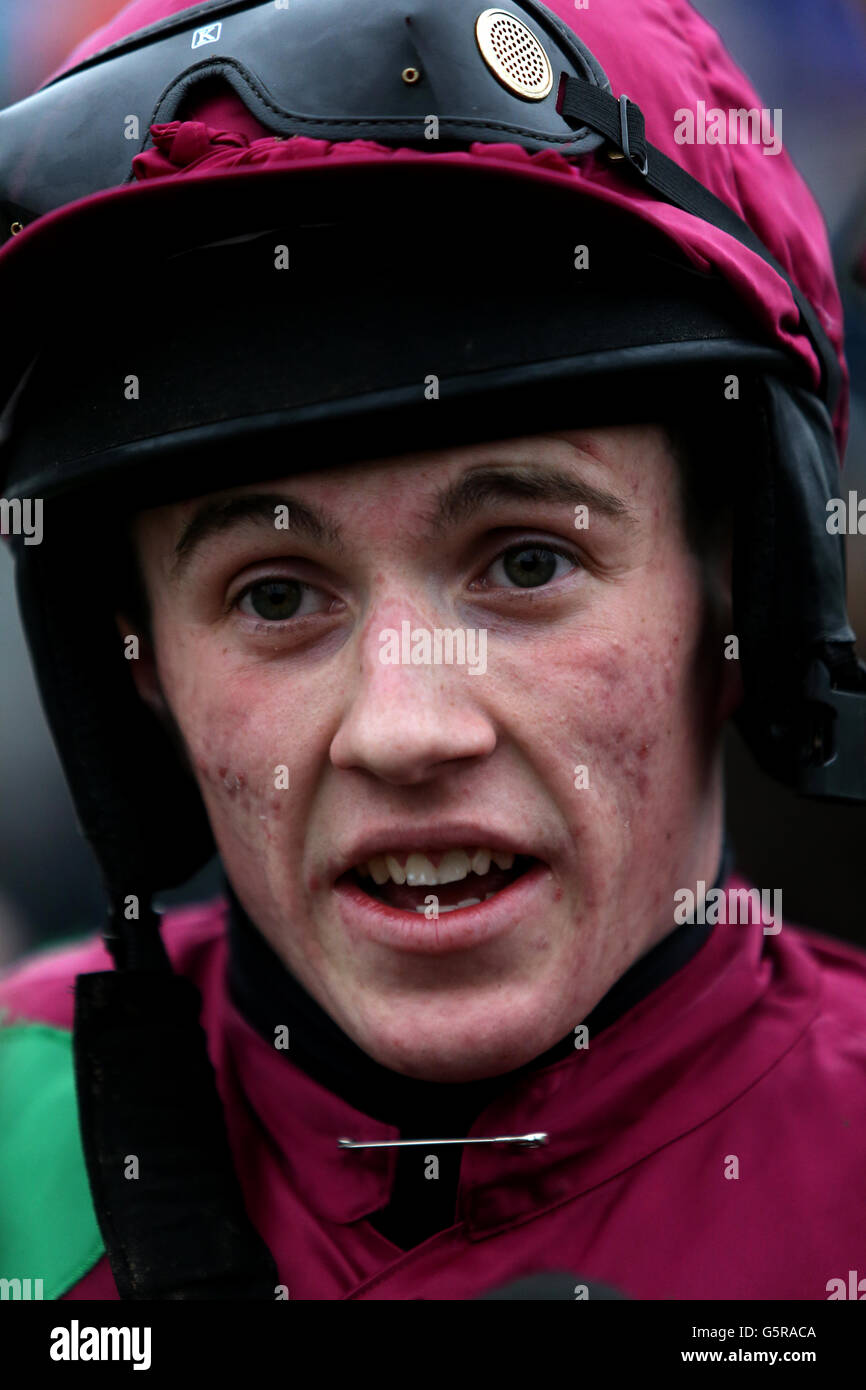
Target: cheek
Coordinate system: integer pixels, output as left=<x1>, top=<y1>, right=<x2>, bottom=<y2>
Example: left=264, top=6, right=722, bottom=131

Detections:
left=193, top=719, right=281, bottom=847
left=553, top=638, right=669, bottom=788
left=577, top=638, right=676, bottom=803
left=497, top=581, right=705, bottom=812
left=156, top=637, right=300, bottom=847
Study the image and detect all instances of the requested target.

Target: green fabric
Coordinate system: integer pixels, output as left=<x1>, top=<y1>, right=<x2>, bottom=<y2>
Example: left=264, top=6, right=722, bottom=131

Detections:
left=0, top=1023, right=105, bottom=1298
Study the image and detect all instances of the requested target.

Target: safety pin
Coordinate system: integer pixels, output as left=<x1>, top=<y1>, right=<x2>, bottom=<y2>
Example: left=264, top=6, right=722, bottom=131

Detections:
left=338, top=1132, right=548, bottom=1150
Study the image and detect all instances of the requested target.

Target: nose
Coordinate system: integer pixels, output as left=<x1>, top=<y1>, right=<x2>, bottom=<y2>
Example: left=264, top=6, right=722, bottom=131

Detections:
left=329, top=604, right=497, bottom=786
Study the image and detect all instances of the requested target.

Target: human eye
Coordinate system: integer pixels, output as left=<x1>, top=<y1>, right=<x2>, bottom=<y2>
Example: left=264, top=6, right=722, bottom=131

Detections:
left=476, top=539, right=582, bottom=591
left=234, top=576, right=333, bottom=622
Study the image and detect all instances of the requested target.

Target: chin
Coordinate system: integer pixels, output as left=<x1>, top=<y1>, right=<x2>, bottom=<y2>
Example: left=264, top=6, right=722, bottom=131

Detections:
left=353, top=1004, right=559, bottom=1084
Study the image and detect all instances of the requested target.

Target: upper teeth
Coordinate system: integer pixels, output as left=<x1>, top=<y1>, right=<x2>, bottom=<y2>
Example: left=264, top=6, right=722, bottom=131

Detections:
left=358, top=848, right=515, bottom=886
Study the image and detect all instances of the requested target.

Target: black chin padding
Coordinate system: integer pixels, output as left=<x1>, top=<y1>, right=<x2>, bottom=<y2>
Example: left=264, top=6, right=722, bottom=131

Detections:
left=733, top=377, right=857, bottom=787
left=15, top=526, right=215, bottom=896
left=74, top=966, right=280, bottom=1299
left=770, top=382, right=854, bottom=651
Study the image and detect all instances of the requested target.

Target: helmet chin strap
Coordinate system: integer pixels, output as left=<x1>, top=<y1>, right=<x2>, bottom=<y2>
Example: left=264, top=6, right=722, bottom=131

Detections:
left=72, top=895, right=280, bottom=1299
left=74, top=897, right=545, bottom=1296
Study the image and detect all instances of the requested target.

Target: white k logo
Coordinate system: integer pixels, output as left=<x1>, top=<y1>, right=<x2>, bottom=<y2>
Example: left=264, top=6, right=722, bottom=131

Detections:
left=191, top=21, right=223, bottom=48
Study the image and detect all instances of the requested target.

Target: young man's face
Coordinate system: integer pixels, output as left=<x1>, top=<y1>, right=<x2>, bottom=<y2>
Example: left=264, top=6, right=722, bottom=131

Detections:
left=128, top=424, right=738, bottom=1082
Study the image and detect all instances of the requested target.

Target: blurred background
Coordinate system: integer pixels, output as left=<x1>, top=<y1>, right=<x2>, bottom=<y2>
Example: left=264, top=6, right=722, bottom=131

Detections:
left=0, top=0, right=865, bottom=966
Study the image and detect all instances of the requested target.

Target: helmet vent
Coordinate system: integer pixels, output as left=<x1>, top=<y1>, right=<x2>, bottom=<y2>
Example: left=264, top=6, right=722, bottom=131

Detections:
left=475, top=9, right=554, bottom=101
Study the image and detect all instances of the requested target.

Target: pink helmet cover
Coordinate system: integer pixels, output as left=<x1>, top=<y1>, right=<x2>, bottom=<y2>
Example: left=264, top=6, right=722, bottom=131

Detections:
left=37, top=0, right=849, bottom=456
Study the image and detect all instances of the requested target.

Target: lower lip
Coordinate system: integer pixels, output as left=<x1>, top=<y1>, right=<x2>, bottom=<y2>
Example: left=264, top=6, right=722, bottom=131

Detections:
left=333, top=861, right=551, bottom=956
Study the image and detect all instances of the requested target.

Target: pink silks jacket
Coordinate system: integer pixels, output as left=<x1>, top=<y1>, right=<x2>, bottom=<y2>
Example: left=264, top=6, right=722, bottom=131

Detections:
left=1, top=871, right=865, bottom=1301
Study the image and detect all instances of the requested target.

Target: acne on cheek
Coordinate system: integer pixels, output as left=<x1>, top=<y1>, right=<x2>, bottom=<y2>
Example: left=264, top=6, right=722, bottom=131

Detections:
left=216, top=766, right=246, bottom=795
left=163, top=640, right=311, bottom=852
left=597, top=658, right=695, bottom=794
left=183, top=696, right=282, bottom=835
left=520, top=616, right=697, bottom=811
left=193, top=748, right=289, bottom=805
left=191, top=756, right=293, bottom=855
left=193, top=754, right=253, bottom=812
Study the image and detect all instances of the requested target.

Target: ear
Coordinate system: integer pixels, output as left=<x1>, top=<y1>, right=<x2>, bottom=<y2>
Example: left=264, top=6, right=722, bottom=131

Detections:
left=114, top=612, right=168, bottom=719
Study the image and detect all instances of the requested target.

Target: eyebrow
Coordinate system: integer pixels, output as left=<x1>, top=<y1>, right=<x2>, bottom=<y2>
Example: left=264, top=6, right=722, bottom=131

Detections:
left=172, top=494, right=344, bottom=577
left=426, top=464, right=637, bottom=532
left=171, top=463, right=636, bottom=575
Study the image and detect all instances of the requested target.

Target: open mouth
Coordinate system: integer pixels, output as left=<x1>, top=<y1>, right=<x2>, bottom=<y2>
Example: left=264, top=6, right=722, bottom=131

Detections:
left=337, top=848, right=539, bottom=914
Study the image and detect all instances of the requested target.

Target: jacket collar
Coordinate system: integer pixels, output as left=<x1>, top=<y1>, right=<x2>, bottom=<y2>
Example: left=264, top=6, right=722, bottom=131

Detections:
left=215, top=869, right=819, bottom=1233
left=224, top=840, right=734, bottom=1128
